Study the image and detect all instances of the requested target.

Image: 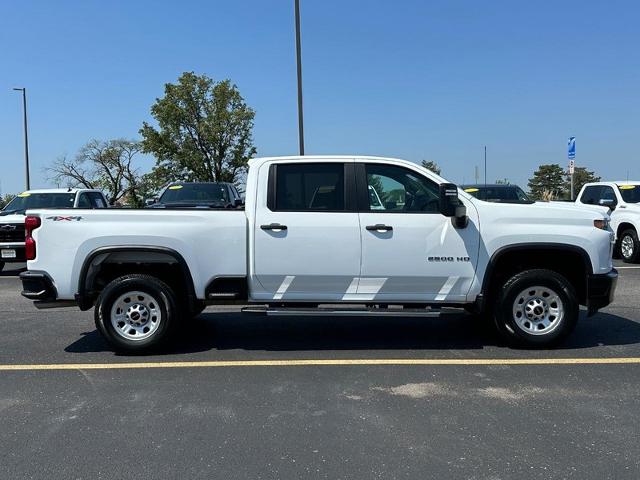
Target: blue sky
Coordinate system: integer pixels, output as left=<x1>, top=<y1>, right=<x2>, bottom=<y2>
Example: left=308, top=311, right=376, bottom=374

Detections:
left=1, top=0, right=639, bottom=194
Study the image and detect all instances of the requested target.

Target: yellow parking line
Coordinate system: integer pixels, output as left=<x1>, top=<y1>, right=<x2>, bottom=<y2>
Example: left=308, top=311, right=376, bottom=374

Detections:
left=1, top=357, right=640, bottom=371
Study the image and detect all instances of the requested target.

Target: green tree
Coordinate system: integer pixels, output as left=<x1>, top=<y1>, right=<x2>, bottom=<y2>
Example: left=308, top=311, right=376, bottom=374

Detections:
left=566, top=166, right=600, bottom=199
left=421, top=160, right=441, bottom=175
left=0, top=194, right=16, bottom=209
left=141, top=72, right=256, bottom=186
left=527, top=164, right=567, bottom=200
left=47, top=139, right=147, bottom=206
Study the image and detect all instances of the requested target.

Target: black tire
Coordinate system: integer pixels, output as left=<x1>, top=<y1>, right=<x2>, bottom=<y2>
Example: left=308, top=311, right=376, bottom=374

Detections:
left=94, top=274, right=180, bottom=353
left=619, top=228, right=640, bottom=264
left=493, top=269, right=578, bottom=347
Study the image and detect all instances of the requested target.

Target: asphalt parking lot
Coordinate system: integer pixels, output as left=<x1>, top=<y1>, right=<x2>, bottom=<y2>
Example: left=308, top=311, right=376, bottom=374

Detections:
left=1, top=262, right=639, bottom=479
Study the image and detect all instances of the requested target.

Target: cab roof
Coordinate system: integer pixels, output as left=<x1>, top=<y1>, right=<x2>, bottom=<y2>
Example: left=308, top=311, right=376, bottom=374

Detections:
left=18, top=188, right=102, bottom=195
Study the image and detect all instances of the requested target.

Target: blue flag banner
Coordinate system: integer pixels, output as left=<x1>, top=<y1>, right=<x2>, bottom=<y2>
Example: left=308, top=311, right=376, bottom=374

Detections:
left=568, top=136, right=576, bottom=160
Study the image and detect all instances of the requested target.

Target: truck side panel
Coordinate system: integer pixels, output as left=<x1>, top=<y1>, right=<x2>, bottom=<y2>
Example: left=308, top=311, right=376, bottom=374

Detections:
left=27, top=209, right=247, bottom=300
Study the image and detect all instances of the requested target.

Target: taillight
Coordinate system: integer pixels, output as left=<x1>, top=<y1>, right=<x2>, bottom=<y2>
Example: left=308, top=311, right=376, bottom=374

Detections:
left=25, top=216, right=41, bottom=260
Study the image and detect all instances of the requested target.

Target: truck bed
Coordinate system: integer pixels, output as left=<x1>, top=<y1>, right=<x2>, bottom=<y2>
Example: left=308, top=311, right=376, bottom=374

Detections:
left=27, top=208, right=247, bottom=300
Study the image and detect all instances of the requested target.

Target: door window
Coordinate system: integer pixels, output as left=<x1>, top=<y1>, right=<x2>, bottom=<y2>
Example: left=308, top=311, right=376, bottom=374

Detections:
left=273, top=163, right=345, bottom=211
left=600, top=186, right=618, bottom=206
left=580, top=186, right=602, bottom=204
left=364, top=164, right=439, bottom=213
left=88, top=192, right=108, bottom=208
left=77, top=193, right=92, bottom=208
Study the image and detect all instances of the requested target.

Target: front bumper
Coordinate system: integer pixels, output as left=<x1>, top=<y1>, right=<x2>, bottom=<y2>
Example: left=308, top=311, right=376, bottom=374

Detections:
left=586, top=268, right=618, bottom=316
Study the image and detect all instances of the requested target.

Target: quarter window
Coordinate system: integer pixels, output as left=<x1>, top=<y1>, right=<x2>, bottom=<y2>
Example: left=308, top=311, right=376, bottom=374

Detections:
left=274, top=163, right=345, bottom=211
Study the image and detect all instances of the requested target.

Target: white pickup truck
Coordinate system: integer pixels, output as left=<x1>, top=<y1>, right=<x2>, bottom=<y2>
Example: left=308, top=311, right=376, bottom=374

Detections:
left=20, top=156, right=617, bottom=352
left=0, top=188, right=108, bottom=271
left=576, top=181, right=640, bottom=263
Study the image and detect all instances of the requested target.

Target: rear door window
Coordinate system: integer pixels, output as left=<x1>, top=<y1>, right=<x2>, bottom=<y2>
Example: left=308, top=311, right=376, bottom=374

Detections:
left=273, top=163, right=346, bottom=211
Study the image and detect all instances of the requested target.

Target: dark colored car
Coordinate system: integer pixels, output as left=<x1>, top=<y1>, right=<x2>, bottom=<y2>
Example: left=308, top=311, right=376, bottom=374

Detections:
left=460, top=184, right=533, bottom=204
left=145, top=182, right=244, bottom=209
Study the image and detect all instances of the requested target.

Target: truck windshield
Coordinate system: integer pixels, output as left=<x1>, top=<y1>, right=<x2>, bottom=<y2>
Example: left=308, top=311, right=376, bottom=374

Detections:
left=462, top=185, right=533, bottom=204
left=617, top=185, right=640, bottom=203
left=159, top=183, right=229, bottom=205
left=1, top=193, right=75, bottom=214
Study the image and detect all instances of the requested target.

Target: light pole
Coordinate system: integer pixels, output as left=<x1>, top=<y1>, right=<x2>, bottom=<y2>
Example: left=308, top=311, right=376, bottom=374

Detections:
left=294, top=0, right=305, bottom=156
left=484, top=145, right=487, bottom=186
left=13, top=87, right=31, bottom=190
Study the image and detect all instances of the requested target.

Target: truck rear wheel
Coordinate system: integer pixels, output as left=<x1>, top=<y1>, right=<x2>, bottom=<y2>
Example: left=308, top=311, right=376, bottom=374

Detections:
left=493, top=269, right=578, bottom=347
left=619, top=229, right=640, bottom=263
left=95, top=274, right=179, bottom=353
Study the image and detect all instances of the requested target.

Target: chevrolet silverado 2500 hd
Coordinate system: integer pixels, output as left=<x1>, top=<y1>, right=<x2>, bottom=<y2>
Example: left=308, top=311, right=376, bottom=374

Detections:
left=20, top=156, right=617, bottom=352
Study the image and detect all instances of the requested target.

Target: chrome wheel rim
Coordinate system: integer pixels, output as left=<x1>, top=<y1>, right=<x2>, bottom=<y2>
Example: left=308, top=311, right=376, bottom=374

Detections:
left=110, top=291, right=161, bottom=341
left=621, top=235, right=634, bottom=259
left=512, top=286, right=563, bottom=336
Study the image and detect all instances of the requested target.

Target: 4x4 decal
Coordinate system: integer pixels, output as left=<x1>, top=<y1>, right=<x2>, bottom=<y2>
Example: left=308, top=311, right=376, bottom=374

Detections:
left=46, top=216, right=83, bottom=221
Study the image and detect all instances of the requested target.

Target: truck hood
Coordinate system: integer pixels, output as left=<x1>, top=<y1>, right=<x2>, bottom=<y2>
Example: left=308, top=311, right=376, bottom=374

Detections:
left=470, top=198, right=608, bottom=224
left=541, top=201, right=610, bottom=216
left=618, top=203, right=640, bottom=214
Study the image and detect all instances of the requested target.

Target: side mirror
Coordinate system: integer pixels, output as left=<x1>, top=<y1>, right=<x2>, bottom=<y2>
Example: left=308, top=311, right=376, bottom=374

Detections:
left=144, top=198, right=158, bottom=206
left=234, top=198, right=245, bottom=208
left=598, top=198, right=616, bottom=209
left=439, top=183, right=468, bottom=228
left=439, top=183, right=460, bottom=217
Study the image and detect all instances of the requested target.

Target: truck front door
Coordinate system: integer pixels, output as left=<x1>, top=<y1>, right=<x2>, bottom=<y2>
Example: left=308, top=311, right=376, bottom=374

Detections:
left=355, top=162, right=480, bottom=302
left=252, top=160, right=361, bottom=302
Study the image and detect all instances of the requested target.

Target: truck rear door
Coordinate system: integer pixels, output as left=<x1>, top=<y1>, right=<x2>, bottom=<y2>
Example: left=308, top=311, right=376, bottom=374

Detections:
left=252, top=160, right=361, bottom=302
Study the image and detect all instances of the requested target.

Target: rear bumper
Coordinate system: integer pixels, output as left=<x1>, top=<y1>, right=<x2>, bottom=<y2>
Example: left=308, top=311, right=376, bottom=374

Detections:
left=20, top=271, right=57, bottom=301
left=586, top=268, right=618, bottom=316
left=20, top=271, right=76, bottom=309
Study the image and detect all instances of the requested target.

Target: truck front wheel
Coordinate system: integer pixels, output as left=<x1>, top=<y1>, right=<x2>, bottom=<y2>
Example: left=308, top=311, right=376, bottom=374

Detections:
left=493, top=269, right=578, bottom=347
left=95, top=274, right=179, bottom=353
left=619, top=229, right=640, bottom=263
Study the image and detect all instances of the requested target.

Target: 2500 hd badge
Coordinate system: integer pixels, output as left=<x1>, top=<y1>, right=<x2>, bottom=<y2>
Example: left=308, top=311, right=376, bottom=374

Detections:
left=428, top=256, right=471, bottom=262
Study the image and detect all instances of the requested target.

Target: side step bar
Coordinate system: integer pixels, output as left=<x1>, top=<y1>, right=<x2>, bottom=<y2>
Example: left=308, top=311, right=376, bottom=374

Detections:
left=241, top=306, right=464, bottom=317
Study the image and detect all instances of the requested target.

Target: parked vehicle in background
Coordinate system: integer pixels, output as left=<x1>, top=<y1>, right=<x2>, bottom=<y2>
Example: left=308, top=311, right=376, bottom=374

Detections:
left=21, top=156, right=617, bottom=353
left=577, top=181, right=640, bottom=263
left=145, top=182, right=244, bottom=209
left=461, top=184, right=533, bottom=204
left=0, top=188, right=108, bottom=271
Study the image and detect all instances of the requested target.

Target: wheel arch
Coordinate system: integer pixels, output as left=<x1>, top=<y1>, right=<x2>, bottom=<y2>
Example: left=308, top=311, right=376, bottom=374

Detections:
left=76, top=246, right=197, bottom=311
left=480, top=243, right=593, bottom=311
left=617, top=222, right=636, bottom=238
